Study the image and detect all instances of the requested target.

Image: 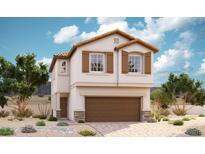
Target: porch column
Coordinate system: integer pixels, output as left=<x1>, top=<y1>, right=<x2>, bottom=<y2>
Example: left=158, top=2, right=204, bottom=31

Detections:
left=142, top=90, right=151, bottom=121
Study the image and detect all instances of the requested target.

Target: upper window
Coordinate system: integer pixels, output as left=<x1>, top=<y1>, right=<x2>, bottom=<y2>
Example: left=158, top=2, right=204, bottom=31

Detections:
left=59, top=60, right=67, bottom=74
left=128, top=55, right=142, bottom=73
left=90, top=53, right=104, bottom=72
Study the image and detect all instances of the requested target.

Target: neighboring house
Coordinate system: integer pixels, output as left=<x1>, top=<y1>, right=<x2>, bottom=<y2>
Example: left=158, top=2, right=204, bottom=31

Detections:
left=49, top=29, right=159, bottom=122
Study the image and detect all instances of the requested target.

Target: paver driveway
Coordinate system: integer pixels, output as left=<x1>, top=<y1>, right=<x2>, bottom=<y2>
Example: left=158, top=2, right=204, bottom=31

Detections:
left=88, top=117, right=205, bottom=137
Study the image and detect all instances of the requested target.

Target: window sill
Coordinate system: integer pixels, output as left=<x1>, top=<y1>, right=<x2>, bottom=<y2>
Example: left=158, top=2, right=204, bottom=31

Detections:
left=126, top=73, right=150, bottom=77
left=86, top=72, right=110, bottom=76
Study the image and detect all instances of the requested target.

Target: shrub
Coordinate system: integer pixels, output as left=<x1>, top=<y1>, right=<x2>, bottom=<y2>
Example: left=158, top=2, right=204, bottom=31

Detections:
left=0, top=110, right=10, bottom=118
left=8, top=117, right=14, bottom=121
left=48, top=115, right=58, bottom=121
left=147, top=118, right=157, bottom=123
left=79, top=130, right=96, bottom=136
left=182, top=117, right=191, bottom=121
left=173, top=120, right=184, bottom=126
left=185, top=128, right=202, bottom=136
left=36, top=121, right=46, bottom=126
left=0, top=127, right=14, bottom=136
left=39, top=115, right=47, bottom=119
left=21, top=125, right=37, bottom=133
left=57, top=122, right=69, bottom=126
left=160, top=109, right=170, bottom=116
left=162, top=117, right=169, bottom=121
left=198, top=114, right=205, bottom=117
left=172, top=108, right=187, bottom=116
left=78, top=120, right=85, bottom=123
left=32, top=115, right=41, bottom=118
left=12, top=108, right=33, bottom=118
left=16, top=117, right=24, bottom=121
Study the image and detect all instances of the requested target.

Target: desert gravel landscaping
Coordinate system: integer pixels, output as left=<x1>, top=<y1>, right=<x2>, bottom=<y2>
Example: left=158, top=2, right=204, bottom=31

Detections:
left=88, top=116, right=205, bottom=137
left=1, top=116, right=205, bottom=137
left=0, top=118, right=101, bottom=137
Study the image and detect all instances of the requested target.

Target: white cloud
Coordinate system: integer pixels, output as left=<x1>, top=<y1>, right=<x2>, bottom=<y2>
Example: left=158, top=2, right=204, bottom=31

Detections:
left=37, top=57, right=52, bottom=68
left=174, top=31, right=195, bottom=50
left=53, top=17, right=198, bottom=46
left=97, top=17, right=126, bottom=24
left=85, top=17, right=196, bottom=46
left=184, top=61, right=190, bottom=70
left=134, top=21, right=145, bottom=28
left=154, top=49, right=193, bottom=73
left=197, top=59, right=205, bottom=75
left=84, top=17, right=92, bottom=24
left=53, top=25, right=79, bottom=44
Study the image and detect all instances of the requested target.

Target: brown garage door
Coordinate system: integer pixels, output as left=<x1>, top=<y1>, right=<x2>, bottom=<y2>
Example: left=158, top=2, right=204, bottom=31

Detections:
left=85, top=97, right=141, bottom=122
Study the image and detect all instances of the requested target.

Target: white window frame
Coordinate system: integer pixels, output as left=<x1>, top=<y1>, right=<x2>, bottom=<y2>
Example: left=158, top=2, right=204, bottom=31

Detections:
left=128, top=54, right=143, bottom=74
left=89, top=53, right=105, bottom=73
left=59, top=60, right=67, bottom=74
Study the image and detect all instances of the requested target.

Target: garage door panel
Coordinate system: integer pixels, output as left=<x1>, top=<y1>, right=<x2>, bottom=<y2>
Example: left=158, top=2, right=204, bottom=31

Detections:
left=85, top=97, right=141, bottom=122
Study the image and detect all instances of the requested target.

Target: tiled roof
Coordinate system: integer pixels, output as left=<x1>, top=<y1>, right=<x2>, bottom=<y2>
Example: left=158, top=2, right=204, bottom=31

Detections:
left=54, top=51, right=70, bottom=57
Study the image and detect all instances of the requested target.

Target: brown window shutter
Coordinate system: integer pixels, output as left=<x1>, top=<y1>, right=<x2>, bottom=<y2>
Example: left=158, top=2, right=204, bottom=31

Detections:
left=122, top=51, right=128, bottom=73
left=82, top=51, right=89, bottom=72
left=106, top=52, right=113, bottom=73
left=145, top=52, right=151, bottom=74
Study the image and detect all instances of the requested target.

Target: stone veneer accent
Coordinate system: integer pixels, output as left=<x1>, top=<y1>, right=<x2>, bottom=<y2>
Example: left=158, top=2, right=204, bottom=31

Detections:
left=74, top=111, right=85, bottom=122
left=56, top=110, right=61, bottom=119
left=142, top=111, right=151, bottom=121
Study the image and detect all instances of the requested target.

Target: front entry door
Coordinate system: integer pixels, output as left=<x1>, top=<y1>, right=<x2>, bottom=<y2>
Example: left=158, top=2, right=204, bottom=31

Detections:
left=60, top=97, right=67, bottom=118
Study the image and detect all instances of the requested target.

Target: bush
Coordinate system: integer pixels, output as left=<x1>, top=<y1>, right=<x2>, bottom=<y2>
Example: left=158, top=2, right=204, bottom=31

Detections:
left=16, top=117, right=24, bottom=121
left=21, top=125, right=37, bottom=133
left=79, top=130, right=96, bottom=136
left=173, top=120, right=184, bottom=126
left=12, top=108, right=33, bottom=118
left=78, top=120, right=85, bottom=123
left=162, top=117, right=169, bottom=121
left=57, top=122, right=69, bottom=126
left=185, top=128, right=202, bottom=136
left=32, top=115, right=47, bottom=119
left=182, top=117, right=191, bottom=121
left=36, top=121, right=46, bottom=126
left=0, top=127, right=14, bottom=136
left=172, top=108, right=187, bottom=116
left=147, top=118, right=157, bottom=123
left=48, top=115, right=58, bottom=121
left=8, top=117, right=14, bottom=121
left=198, top=114, right=205, bottom=117
left=0, top=110, right=10, bottom=118
left=160, top=109, right=170, bottom=116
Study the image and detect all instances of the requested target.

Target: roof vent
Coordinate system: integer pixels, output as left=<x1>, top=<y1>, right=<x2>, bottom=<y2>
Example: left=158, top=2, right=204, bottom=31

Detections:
left=113, top=38, right=119, bottom=44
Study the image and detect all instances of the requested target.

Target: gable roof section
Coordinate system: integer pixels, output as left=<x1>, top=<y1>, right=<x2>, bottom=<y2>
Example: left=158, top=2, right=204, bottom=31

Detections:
left=114, top=39, right=159, bottom=52
left=49, top=29, right=159, bottom=72
left=49, top=51, right=70, bottom=72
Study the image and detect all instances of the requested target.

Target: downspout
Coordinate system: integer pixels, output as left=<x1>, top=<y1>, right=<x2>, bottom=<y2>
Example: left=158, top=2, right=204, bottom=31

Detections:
left=115, top=48, right=119, bottom=87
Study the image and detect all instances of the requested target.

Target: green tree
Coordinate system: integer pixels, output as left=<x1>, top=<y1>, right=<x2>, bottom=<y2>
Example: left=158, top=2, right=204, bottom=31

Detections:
left=151, top=88, right=172, bottom=109
left=0, top=53, right=49, bottom=116
left=162, top=73, right=205, bottom=115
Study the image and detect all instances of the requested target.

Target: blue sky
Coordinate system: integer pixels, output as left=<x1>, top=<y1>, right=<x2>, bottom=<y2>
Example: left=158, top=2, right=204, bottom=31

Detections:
left=0, top=17, right=205, bottom=87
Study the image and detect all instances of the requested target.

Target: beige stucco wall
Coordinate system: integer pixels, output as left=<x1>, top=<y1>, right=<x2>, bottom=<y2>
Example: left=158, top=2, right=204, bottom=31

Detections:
left=118, top=44, right=154, bottom=84
left=70, top=33, right=154, bottom=87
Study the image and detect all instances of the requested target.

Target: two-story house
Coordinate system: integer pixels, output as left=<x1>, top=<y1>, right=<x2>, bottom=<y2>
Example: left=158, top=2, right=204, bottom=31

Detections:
left=49, top=29, right=159, bottom=122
